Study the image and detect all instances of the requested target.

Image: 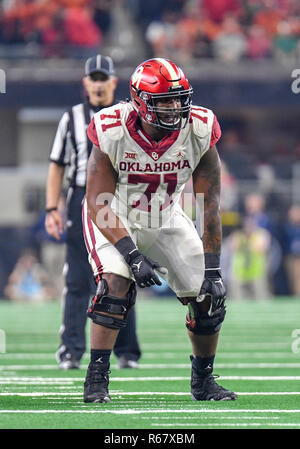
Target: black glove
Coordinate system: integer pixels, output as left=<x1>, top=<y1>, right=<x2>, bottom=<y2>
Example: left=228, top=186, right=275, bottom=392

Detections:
left=115, top=236, right=167, bottom=288
left=198, top=254, right=226, bottom=316
left=129, top=252, right=167, bottom=288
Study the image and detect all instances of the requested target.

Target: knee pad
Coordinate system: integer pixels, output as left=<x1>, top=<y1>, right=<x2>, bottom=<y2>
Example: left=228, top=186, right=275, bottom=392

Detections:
left=178, top=297, right=226, bottom=335
left=87, top=278, right=136, bottom=330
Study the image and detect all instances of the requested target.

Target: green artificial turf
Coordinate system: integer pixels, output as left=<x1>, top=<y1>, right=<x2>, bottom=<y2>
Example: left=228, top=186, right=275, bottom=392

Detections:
left=0, top=297, right=300, bottom=429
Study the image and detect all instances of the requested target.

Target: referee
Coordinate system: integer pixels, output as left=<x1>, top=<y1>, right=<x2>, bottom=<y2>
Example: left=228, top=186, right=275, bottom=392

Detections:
left=45, top=55, right=141, bottom=370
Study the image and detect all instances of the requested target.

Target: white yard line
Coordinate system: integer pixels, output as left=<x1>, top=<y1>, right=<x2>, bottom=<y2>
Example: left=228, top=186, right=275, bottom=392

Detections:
left=142, top=352, right=296, bottom=359
left=147, top=416, right=280, bottom=420
left=1, top=352, right=296, bottom=359
left=153, top=423, right=300, bottom=427
left=133, top=363, right=300, bottom=368
left=141, top=342, right=290, bottom=349
left=1, top=391, right=300, bottom=397
left=1, top=362, right=300, bottom=370
left=1, top=375, right=300, bottom=382
left=0, top=409, right=300, bottom=415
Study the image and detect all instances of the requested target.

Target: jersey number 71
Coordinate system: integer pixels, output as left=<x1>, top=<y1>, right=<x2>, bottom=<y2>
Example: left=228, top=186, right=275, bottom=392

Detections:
left=128, top=173, right=177, bottom=212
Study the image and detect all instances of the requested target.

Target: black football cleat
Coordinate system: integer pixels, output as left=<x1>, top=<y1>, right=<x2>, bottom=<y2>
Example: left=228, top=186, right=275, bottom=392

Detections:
left=56, top=346, right=80, bottom=370
left=83, top=362, right=111, bottom=403
left=117, top=356, right=139, bottom=369
left=190, top=355, right=237, bottom=401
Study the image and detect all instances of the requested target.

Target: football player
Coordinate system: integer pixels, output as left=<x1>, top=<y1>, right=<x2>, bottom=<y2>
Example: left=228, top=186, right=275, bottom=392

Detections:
left=82, top=58, right=237, bottom=403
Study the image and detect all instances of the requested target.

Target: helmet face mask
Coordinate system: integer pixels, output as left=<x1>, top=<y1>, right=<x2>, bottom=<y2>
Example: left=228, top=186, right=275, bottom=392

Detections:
left=130, top=59, right=193, bottom=131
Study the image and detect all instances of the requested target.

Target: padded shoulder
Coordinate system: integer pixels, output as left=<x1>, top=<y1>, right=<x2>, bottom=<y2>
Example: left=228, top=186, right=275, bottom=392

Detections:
left=94, top=102, right=133, bottom=141
left=191, top=106, right=215, bottom=138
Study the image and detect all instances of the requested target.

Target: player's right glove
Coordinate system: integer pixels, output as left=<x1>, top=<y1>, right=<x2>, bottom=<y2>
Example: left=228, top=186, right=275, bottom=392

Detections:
left=114, top=236, right=167, bottom=288
left=197, top=254, right=226, bottom=316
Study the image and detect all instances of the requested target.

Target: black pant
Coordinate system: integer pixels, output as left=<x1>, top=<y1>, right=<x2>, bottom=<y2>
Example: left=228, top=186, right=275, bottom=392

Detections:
left=60, top=186, right=141, bottom=362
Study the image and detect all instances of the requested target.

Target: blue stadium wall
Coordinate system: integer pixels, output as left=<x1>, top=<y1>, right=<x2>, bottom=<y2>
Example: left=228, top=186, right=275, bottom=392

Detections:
left=2, top=78, right=299, bottom=108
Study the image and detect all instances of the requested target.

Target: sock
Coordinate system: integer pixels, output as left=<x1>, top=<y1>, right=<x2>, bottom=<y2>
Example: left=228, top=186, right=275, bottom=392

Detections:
left=90, top=349, right=112, bottom=366
left=194, top=355, right=215, bottom=372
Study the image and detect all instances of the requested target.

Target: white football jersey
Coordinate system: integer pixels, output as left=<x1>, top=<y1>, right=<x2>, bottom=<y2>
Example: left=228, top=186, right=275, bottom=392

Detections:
left=88, top=101, right=220, bottom=228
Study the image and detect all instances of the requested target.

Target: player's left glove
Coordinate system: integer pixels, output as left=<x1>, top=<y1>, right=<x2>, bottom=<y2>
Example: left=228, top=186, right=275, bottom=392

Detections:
left=198, top=254, right=226, bottom=316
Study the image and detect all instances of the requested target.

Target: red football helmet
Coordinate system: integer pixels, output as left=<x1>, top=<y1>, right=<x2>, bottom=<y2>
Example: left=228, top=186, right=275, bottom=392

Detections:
left=130, top=58, right=193, bottom=131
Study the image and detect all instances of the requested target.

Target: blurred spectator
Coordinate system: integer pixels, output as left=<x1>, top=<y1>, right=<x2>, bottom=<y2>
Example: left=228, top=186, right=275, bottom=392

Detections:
left=41, top=8, right=66, bottom=58
left=63, top=6, right=102, bottom=57
left=253, top=2, right=284, bottom=37
left=246, top=24, right=272, bottom=58
left=220, top=162, right=240, bottom=273
left=1, top=0, right=103, bottom=57
left=145, top=10, right=181, bottom=59
left=1, top=0, right=299, bottom=62
left=175, top=2, right=220, bottom=60
left=273, top=19, right=299, bottom=64
left=30, top=195, right=67, bottom=298
left=283, top=204, right=300, bottom=296
left=142, top=0, right=300, bottom=63
left=2, top=0, right=59, bottom=45
left=256, top=163, right=276, bottom=194
left=201, top=0, right=242, bottom=24
left=219, top=130, right=257, bottom=180
left=4, top=248, right=55, bottom=302
left=243, top=191, right=284, bottom=294
left=212, top=16, right=247, bottom=61
left=228, top=216, right=272, bottom=300
left=220, top=161, right=239, bottom=212
left=244, top=192, right=274, bottom=234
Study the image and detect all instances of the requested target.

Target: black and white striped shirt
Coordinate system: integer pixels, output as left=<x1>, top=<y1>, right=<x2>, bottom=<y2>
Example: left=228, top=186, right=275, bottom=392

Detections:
left=49, top=101, right=105, bottom=188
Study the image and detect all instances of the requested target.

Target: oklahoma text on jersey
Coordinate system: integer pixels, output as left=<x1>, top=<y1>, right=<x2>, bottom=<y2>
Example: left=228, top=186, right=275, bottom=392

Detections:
left=87, top=101, right=221, bottom=229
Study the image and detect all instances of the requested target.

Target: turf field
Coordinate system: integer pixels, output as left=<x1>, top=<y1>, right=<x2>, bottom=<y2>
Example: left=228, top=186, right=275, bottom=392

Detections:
left=0, top=297, right=300, bottom=430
